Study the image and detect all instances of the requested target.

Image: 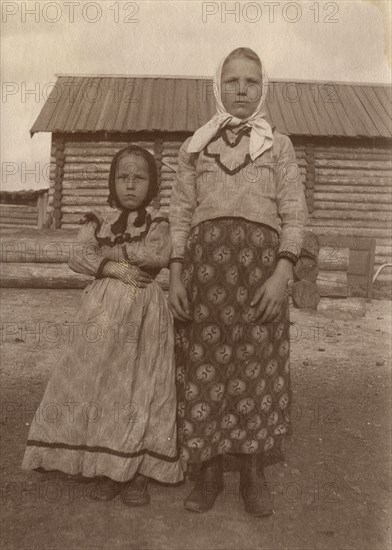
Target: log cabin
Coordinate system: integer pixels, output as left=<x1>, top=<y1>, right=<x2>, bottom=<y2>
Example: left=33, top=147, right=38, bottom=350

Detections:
left=30, top=75, right=392, bottom=297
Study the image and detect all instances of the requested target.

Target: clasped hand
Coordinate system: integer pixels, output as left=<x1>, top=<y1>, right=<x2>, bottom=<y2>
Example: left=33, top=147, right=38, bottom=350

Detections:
left=103, top=260, right=153, bottom=289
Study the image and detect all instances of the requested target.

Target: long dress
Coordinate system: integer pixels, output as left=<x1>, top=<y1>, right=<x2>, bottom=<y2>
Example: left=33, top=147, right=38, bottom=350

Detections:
left=171, top=128, right=298, bottom=467
left=175, top=218, right=290, bottom=467
left=22, top=207, right=184, bottom=484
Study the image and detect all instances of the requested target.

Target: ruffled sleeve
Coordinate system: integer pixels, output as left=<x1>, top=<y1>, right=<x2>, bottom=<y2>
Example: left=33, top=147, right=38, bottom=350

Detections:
left=123, top=209, right=172, bottom=269
left=68, top=216, right=111, bottom=278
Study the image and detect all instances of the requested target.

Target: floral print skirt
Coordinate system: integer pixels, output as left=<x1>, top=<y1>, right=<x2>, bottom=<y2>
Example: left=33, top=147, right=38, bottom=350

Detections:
left=175, top=217, right=291, bottom=466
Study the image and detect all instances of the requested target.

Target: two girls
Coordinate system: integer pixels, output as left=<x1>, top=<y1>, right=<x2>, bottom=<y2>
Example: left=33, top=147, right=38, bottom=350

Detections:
left=23, top=46, right=307, bottom=518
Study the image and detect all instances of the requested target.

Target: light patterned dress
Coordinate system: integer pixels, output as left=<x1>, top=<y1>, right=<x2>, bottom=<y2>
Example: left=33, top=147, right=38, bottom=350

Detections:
left=22, top=206, right=184, bottom=484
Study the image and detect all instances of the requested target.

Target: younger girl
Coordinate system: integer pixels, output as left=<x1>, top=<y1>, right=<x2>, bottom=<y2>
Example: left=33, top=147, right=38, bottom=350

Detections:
left=23, top=145, right=183, bottom=505
left=169, top=48, right=307, bottom=516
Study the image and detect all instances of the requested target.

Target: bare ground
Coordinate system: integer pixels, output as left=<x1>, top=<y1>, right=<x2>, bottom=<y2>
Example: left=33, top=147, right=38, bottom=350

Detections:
left=0, top=288, right=391, bottom=550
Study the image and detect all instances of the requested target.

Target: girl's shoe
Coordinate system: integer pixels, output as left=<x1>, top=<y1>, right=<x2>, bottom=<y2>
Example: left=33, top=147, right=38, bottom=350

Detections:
left=120, top=474, right=150, bottom=507
left=240, top=455, right=273, bottom=517
left=184, top=455, right=223, bottom=512
left=87, top=476, right=122, bottom=502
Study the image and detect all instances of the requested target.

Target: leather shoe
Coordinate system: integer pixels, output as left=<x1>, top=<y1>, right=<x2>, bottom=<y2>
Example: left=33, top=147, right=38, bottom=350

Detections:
left=240, top=455, right=273, bottom=517
left=184, top=455, right=223, bottom=513
left=120, top=474, right=150, bottom=507
left=86, top=477, right=122, bottom=502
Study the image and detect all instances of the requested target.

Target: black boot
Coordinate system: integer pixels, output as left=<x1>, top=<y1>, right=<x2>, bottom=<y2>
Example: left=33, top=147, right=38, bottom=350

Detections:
left=86, top=476, right=122, bottom=502
left=120, top=474, right=150, bottom=507
left=184, top=456, right=223, bottom=512
left=240, top=455, right=273, bottom=517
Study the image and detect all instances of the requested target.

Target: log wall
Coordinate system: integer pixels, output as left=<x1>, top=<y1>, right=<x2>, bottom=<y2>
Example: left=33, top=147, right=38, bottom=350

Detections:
left=307, top=141, right=392, bottom=297
left=52, top=134, right=392, bottom=298
left=0, top=193, right=48, bottom=230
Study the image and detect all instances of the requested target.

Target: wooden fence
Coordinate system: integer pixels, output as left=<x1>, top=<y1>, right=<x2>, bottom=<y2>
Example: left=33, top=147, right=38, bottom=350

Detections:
left=0, top=191, right=48, bottom=230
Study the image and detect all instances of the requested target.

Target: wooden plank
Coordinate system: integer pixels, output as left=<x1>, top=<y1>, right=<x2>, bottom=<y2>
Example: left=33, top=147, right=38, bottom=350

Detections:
left=304, top=83, right=335, bottom=135
left=348, top=250, right=370, bottom=275
left=314, top=175, right=392, bottom=185
left=316, top=168, right=392, bottom=180
left=0, top=213, right=38, bottom=222
left=314, top=201, right=392, bottom=212
left=315, top=144, right=391, bottom=155
left=62, top=188, right=109, bottom=197
left=308, top=220, right=389, bottom=233
left=275, top=84, right=298, bottom=134
left=62, top=206, right=111, bottom=214
left=63, top=175, right=108, bottom=183
left=0, top=234, right=79, bottom=263
left=315, top=192, right=392, bottom=203
left=372, top=88, right=392, bottom=124
left=293, top=257, right=318, bottom=282
left=318, top=246, right=350, bottom=271
left=300, top=84, right=324, bottom=135
left=292, top=280, right=320, bottom=309
left=340, top=85, right=378, bottom=137
left=315, top=185, right=391, bottom=195
left=317, top=234, right=376, bottom=250
left=0, top=217, right=38, bottom=226
left=0, top=223, right=36, bottom=230
left=315, top=151, right=391, bottom=160
left=64, top=141, right=154, bottom=149
left=0, top=204, right=37, bottom=214
left=356, top=87, right=391, bottom=137
left=0, top=263, right=92, bottom=289
left=319, top=90, right=347, bottom=136
left=315, top=159, right=391, bottom=170
left=312, top=210, right=392, bottom=221
left=317, top=270, right=348, bottom=297
left=61, top=196, right=108, bottom=206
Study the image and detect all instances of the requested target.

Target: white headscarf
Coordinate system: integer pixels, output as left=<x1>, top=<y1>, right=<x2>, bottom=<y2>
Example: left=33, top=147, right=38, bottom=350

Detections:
left=187, top=51, right=274, bottom=160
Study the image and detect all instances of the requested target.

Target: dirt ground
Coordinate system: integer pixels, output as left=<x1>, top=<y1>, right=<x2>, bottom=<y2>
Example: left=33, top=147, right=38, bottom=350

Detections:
left=0, top=288, right=391, bottom=550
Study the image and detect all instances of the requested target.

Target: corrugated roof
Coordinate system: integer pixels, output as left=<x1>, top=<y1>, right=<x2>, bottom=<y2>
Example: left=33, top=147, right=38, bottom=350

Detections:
left=31, top=76, right=392, bottom=139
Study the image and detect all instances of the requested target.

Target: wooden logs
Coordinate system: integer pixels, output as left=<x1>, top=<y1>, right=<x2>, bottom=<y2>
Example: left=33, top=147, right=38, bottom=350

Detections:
left=301, top=231, right=319, bottom=260
left=0, top=217, right=38, bottom=226
left=292, top=231, right=320, bottom=309
left=318, top=246, right=350, bottom=271
left=293, top=256, right=319, bottom=282
left=0, top=263, right=92, bottom=289
left=316, top=271, right=349, bottom=297
left=0, top=229, right=78, bottom=263
left=292, top=280, right=321, bottom=309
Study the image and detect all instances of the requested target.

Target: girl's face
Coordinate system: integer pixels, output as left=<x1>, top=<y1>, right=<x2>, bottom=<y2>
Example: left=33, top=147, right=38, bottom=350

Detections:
left=114, top=153, right=150, bottom=209
left=221, top=57, right=263, bottom=119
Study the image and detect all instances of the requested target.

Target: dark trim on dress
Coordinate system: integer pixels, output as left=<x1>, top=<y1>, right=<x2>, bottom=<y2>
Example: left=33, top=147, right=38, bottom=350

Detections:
left=203, top=127, right=252, bottom=176
left=277, top=251, right=298, bottom=265
left=81, top=212, right=169, bottom=248
left=26, top=439, right=180, bottom=463
left=96, top=258, right=111, bottom=279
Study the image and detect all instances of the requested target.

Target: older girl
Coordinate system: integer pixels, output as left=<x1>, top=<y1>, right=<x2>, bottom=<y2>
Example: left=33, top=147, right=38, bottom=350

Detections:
left=169, top=48, right=307, bottom=516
